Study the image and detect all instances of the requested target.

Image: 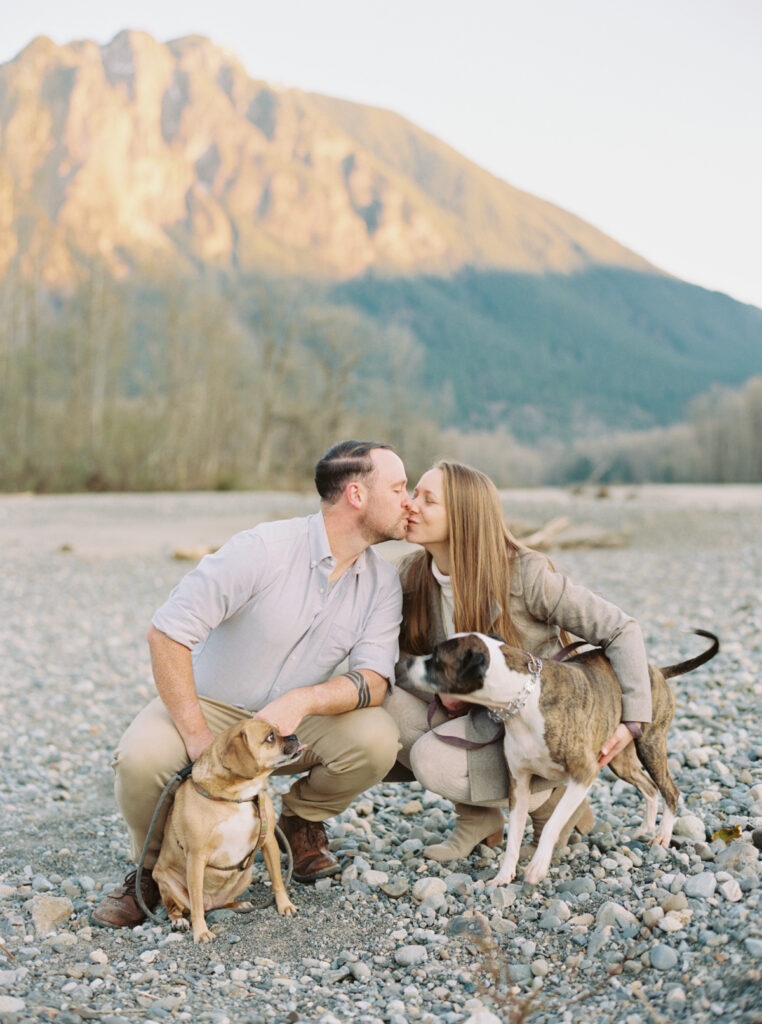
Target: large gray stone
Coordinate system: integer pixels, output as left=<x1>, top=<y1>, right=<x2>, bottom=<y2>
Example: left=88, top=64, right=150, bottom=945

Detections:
left=684, top=872, right=717, bottom=899
left=650, top=945, right=678, bottom=971
left=394, top=945, right=428, bottom=967
left=412, top=877, right=447, bottom=902
left=715, top=841, right=759, bottom=873
left=595, top=900, right=637, bottom=929
left=0, top=996, right=25, bottom=1013
left=673, top=814, right=706, bottom=842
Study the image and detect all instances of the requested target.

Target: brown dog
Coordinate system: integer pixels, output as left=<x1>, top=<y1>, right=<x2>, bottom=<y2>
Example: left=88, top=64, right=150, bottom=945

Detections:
left=407, top=630, right=718, bottom=886
left=152, top=718, right=300, bottom=942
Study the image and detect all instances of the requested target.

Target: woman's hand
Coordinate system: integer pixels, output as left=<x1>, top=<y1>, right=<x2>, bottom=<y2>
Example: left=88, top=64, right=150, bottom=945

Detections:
left=597, top=723, right=636, bottom=768
left=440, top=694, right=469, bottom=716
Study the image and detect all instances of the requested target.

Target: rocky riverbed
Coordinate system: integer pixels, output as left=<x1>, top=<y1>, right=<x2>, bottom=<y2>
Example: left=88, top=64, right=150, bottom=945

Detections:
left=1, top=486, right=761, bottom=1024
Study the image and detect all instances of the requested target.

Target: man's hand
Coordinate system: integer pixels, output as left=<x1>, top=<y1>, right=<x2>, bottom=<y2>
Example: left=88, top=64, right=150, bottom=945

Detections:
left=255, top=689, right=315, bottom=737
left=184, top=726, right=215, bottom=763
left=597, top=723, right=636, bottom=768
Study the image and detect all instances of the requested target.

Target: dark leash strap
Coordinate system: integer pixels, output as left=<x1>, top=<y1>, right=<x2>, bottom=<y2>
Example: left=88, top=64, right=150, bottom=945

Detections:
left=552, top=640, right=591, bottom=661
left=427, top=696, right=505, bottom=750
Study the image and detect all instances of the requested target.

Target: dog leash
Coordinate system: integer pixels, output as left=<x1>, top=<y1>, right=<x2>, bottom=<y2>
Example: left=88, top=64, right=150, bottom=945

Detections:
left=134, top=764, right=294, bottom=927
left=426, top=697, right=505, bottom=750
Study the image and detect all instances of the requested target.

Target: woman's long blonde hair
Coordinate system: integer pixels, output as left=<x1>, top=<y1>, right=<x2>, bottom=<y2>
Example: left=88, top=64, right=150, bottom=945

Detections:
left=400, top=460, right=525, bottom=654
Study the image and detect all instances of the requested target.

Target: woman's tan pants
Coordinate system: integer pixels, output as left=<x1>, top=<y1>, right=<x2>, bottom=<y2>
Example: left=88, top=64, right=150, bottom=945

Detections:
left=113, top=696, right=400, bottom=868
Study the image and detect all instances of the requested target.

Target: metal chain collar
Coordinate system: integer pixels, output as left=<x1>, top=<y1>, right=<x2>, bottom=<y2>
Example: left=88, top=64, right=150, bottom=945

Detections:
left=487, top=654, right=543, bottom=723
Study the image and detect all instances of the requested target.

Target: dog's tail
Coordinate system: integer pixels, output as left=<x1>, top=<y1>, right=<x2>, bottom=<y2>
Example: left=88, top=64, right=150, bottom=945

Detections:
left=659, top=630, right=719, bottom=679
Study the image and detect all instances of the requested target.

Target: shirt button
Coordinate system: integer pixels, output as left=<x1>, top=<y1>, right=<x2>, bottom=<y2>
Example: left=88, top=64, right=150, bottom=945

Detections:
left=320, top=588, right=325, bottom=594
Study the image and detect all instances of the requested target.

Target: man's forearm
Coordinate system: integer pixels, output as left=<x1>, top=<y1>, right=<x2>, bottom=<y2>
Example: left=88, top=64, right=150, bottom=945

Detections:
left=307, top=669, right=389, bottom=715
left=255, top=669, right=389, bottom=736
left=147, top=625, right=212, bottom=756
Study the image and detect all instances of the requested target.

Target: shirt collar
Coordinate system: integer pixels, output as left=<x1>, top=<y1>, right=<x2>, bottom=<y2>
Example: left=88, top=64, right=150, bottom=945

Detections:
left=308, top=511, right=367, bottom=575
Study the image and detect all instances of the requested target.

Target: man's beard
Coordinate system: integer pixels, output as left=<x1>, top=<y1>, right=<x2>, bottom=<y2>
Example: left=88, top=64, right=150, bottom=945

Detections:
left=359, top=509, right=407, bottom=545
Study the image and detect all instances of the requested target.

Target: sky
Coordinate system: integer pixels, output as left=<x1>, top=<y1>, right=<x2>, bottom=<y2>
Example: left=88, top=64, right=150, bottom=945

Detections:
left=3, top=0, right=761, bottom=308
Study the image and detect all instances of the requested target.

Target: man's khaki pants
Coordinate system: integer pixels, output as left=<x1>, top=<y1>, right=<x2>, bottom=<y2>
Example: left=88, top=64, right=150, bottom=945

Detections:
left=113, top=696, right=400, bottom=869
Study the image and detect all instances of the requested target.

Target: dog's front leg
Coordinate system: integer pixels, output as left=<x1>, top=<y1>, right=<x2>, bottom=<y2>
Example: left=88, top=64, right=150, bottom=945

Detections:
left=261, top=829, right=297, bottom=916
left=490, top=774, right=531, bottom=886
left=187, top=853, right=214, bottom=943
left=524, top=779, right=592, bottom=884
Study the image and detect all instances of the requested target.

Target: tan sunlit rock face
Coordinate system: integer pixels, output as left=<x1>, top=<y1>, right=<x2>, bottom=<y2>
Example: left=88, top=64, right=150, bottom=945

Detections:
left=0, top=30, right=653, bottom=285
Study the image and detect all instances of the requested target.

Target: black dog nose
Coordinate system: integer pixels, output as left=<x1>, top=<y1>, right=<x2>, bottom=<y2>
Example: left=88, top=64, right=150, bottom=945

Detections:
left=283, top=734, right=298, bottom=743
left=405, top=657, right=414, bottom=669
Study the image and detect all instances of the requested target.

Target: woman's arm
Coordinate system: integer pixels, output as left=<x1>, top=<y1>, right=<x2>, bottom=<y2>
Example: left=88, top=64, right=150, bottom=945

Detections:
left=518, top=550, right=652, bottom=761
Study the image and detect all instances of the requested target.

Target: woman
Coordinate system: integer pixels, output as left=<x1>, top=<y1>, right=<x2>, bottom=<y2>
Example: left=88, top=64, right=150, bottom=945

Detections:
left=384, top=460, right=651, bottom=862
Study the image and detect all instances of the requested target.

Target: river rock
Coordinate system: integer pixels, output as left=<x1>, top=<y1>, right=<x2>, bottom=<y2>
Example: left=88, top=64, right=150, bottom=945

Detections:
left=412, top=877, right=447, bottom=902
left=650, top=945, right=678, bottom=970
left=29, top=893, right=74, bottom=936
left=684, top=872, right=717, bottom=899
left=595, top=900, right=637, bottom=928
left=673, top=814, right=706, bottom=842
left=715, top=841, right=760, bottom=873
left=0, top=996, right=25, bottom=1014
left=394, top=944, right=428, bottom=967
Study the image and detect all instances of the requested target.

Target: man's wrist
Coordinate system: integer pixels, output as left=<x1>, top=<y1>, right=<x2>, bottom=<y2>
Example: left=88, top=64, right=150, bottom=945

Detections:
left=623, top=721, right=643, bottom=739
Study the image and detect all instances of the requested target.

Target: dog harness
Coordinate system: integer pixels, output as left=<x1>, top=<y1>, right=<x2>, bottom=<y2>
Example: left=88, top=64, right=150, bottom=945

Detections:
left=174, top=782, right=270, bottom=872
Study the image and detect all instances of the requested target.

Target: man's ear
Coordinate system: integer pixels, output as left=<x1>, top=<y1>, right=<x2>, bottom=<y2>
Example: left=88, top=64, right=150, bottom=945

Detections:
left=345, top=480, right=364, bottom=510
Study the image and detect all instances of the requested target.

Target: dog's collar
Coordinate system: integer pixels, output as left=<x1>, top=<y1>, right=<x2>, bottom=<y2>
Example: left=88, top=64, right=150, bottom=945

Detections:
left=192, top=779, right=261, bottom=805
left=487, top=653, right=543, bottom=723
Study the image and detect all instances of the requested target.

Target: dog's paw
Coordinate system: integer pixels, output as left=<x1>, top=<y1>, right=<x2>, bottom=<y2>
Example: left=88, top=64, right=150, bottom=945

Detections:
left=487, top=870, right=516, bottom=887
left=170, top=917, right=190, bottom=931
left=524, top=859, right=549, bottom=885
left=277, top=899, right=298, bottom=917
left=193, top=928, right=215, bottom=943
left=650, top=832, right=670, bottom=848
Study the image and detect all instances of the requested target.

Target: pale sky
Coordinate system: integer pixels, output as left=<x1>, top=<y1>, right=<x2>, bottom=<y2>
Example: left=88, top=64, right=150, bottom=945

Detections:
left=4, top=0, right=761, bottom=308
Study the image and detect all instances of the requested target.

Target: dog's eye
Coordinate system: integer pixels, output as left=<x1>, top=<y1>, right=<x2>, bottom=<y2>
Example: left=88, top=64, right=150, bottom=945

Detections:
left=265, top=732, right=276, bottom=744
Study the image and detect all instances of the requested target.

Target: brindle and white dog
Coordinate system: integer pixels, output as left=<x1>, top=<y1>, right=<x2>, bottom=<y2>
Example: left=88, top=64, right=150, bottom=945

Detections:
left=407, top=630, right=718, bottom=886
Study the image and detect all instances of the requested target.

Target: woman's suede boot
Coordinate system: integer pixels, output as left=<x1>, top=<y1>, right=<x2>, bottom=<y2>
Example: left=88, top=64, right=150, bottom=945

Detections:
left=423, top=804, right=505, bottom=862
left=527, top=786, right=595, bottom=853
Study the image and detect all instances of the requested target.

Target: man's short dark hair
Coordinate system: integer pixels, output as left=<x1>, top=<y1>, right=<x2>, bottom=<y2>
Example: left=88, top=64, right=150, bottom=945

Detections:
left=315, top=440, right=393, bottom=504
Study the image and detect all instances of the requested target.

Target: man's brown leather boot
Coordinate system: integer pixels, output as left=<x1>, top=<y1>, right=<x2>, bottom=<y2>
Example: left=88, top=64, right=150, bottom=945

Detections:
left=278, top=813, right=339, bottom=883
left=91, top=869, right=160, bottom=929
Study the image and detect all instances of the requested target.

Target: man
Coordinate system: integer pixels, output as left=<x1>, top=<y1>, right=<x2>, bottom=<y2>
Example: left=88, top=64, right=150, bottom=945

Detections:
left=92, top=440, right=410, bottom=928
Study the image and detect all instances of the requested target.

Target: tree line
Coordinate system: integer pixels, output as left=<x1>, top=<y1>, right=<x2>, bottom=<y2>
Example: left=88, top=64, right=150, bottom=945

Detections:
left=1, top=263, right=760, bottom=492
left=0, top=265, right=441, bottom=492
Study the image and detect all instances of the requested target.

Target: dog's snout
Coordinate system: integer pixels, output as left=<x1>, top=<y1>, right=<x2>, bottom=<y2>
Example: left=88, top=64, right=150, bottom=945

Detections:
left=282, top=734, right=300, bottom=755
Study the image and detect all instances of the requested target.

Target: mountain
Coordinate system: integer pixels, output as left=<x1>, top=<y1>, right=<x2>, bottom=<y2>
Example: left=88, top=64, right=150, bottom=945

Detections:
left=2, top=29, right=761, bottom=440
left=0, top=29, right=653, bottom=282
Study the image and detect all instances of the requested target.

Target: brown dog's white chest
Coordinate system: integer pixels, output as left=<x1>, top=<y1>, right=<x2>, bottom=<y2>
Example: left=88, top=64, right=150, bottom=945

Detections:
left=207, top=802, right=262, bottom=868
left=500, top=695, right=567, bottom=780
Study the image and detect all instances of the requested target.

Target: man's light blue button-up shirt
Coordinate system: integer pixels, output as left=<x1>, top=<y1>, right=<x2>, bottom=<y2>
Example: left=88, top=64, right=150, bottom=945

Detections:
left=152, top=512, right=402, bottom=711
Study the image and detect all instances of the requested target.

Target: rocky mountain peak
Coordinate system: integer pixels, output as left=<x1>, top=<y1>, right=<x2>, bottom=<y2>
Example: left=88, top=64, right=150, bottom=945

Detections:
left=0, top=29, right=652, bottom=287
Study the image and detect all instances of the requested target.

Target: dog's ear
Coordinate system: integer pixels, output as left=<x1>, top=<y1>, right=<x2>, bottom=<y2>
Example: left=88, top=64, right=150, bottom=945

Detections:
left=221, top=724, right=261, bottom=778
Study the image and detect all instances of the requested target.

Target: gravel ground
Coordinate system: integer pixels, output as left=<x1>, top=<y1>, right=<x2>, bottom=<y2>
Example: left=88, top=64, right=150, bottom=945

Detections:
left=1, top=485, right=761, bottom=1024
